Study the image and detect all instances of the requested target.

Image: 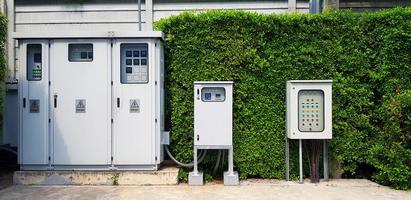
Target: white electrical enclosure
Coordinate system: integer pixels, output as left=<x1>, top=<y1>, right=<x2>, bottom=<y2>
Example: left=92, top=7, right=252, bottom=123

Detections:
left=194, top=81, right=233, bottom=147
left=112, top=39, right=165, bottom=169
left=50, top=39, right=111, bottom=167
left=286, top=80, right=332, bottom=139
left=19, top=41, right=49, bottom=166
left=15, top=31, right=164, bottom=170
left=191, top=81, right=238, bottom=186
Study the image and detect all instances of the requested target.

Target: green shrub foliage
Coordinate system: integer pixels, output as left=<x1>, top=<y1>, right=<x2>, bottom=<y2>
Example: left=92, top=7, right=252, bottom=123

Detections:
left=0, top=14, right=6, bottom=114
left=155, top=8, right=411, bottom=189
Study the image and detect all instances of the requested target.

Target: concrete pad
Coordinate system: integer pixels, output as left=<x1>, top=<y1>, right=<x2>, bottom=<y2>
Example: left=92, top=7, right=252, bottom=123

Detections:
left=223, top=171, right=239, bottom=186
left=13, top=167, right=179, bottom=185
left=0, top=179, right=410, bottom=200
left=188, top=171, right=203, bottom=185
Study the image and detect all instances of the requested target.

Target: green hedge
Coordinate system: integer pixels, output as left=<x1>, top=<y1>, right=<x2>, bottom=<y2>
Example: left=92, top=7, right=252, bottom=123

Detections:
left=155, top=8, right=411, bottom=189
left=0, top=13, right=7, bottom=142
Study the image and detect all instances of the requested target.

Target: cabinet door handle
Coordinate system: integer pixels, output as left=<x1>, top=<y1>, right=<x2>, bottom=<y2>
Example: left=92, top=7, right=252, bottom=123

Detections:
left=54, top=94, right=57, bottom=108
left=117, top=98, right=120, bottom=108
left=23, top=98, right=26, bottom=108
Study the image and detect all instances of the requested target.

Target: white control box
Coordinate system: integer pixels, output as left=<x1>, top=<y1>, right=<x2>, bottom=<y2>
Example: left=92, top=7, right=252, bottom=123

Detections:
left=286, top=80, right=332, bottom=139
left=194, top=81, right=233, bottom=147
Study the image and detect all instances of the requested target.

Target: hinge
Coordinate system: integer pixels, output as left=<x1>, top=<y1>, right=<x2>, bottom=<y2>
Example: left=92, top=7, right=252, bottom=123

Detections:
left=111, top=42, right=113, bottom=47
left=48, top=81, right=51, bottom=86
left=48, top=43, right=51, bottom=48
left=111, top=119, right=114, bottom=123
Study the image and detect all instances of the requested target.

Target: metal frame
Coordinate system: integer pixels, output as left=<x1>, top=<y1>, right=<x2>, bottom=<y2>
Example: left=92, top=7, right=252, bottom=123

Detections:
left=192, top=145, right=235, bottom=176
left=285, top=138, right=329, bottom=183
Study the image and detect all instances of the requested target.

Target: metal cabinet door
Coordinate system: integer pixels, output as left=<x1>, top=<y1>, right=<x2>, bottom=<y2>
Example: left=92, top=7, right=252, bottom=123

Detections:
left=50, top=39, right=111, bottom=165
left=194, top=84, right=233, bottom=147
left=19, top=41, right=49, bottom=165
left=112, top=40, right=155, bottom=165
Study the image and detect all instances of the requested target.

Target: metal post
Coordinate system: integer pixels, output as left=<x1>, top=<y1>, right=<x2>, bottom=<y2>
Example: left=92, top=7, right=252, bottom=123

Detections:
left=309, top=0, right=321, bottom=13
left=228, top=147, right=234, bottom=175
left=288, top=0, right=297, bottom=12
left=323, top=140, right=329, bottom=181
left=193, top=147, right=198, bottom=175
left=145, top=0, right=154, bottom=31
left=137, top=0, right=142, bottom=31
left=299, top=139, right=303, bottom=183
left=285, top=137, right=290, bottom=181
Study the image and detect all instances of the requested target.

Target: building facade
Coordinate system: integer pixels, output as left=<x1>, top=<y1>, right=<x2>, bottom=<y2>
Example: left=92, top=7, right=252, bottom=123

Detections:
left=2, top=0, right=410, bottom=147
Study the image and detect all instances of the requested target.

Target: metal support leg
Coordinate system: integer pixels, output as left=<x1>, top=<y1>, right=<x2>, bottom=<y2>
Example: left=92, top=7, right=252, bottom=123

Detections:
left=193, top=147, right=198, bottom=174
left=299, top=139, right=303, bottom=183
left=224, top=147, right=239, bottom=186
left=323, top=140, right=329, bottom=181
left=285, top=137, right=290, bottom=181
left=228, top=147, right=234, bottom=175
left=189, top=146, right=203, bottom=185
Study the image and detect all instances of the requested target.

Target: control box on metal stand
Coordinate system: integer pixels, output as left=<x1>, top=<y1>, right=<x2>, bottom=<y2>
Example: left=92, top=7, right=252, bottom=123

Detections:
left=189, top=81, right=239, bottom=186
left=285, top=80, right=332, bottom=183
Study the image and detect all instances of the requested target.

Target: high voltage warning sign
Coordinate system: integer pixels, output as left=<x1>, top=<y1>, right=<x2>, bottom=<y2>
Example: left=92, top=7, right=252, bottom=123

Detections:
left=75, top=99, right=86, bottom=113
left=30, top=99, right=40, bottom=113
left=130, top=99, right=140, bottom=113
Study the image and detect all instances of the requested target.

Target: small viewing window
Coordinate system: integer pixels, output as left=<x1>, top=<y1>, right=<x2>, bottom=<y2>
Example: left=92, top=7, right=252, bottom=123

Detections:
left=201, top=87, right=226, bottom=102
left=27, top=44, right=42, bottom=81
left=69, top=44, right=93, bottom=62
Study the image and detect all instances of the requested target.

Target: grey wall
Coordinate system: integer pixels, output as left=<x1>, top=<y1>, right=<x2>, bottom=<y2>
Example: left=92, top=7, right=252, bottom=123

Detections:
left=3, top=89, right=18, bottom=147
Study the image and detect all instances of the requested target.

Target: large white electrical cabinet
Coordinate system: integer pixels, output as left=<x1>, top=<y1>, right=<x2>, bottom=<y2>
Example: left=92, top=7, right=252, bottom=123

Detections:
left=15, top=32, right=165, bottom=170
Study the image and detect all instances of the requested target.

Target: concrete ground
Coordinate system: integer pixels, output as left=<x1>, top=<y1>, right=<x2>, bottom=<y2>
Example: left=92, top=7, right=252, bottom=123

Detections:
left=0, top=171, right=13, bottom=191
left=0, top=179, right=410, bottom=200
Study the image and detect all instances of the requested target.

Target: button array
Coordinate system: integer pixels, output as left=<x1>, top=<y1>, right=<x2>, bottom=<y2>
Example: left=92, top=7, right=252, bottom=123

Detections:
left=298, top=91, right=324, bottom=132
left=31, top=65, right=42, bottom=80
left=125, top=49, right=148, bottom=83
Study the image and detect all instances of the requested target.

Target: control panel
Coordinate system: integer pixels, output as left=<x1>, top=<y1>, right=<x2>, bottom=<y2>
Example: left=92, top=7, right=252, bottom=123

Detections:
left=27, top=44, right=42, bottom=81
left=121, top=44, right=148, bottom=84
left=286, top=80, right=332, bottom=139
left=298, top=90, right=324, bottom=132
left=201, top=87, right=226, bottom=102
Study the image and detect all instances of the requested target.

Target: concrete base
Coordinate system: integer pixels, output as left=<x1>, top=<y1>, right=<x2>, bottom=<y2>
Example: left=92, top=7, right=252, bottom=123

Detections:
left=224, top=171, right=239, bottom=186
left=188, top=171, right=203, bottom=185
left=13, top=167, right=179, bottom=185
